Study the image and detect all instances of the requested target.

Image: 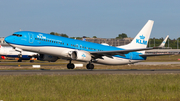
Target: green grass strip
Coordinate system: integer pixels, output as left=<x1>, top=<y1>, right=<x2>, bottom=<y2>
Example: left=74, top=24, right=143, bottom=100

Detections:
left=0, top=74, right=180, bottom=101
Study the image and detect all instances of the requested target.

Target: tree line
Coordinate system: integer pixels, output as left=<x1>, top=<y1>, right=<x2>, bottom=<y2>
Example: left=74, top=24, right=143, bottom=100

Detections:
left=50, top=32, right=180, bottom=49
left=50, top=32, right=128, bottom=39
left=148, top=38, right=180, bottom=49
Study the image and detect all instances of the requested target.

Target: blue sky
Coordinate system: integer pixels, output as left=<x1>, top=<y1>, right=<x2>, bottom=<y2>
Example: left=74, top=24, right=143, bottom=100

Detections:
left=0, top=0, right=180, bottom=39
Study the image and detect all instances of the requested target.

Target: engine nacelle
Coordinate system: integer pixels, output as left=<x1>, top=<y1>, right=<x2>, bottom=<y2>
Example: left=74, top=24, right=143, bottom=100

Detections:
left=39, top=54, right=58, bottom=62
left=71, top=51, right=91, bottom=62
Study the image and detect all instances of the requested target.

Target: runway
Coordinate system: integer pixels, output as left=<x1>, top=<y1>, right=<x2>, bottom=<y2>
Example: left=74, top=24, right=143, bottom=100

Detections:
left=0, top=69, right=180, bottom=75
left=135, top=62, right=180, bottom=65
left=0, top=62, right=180, bottom=75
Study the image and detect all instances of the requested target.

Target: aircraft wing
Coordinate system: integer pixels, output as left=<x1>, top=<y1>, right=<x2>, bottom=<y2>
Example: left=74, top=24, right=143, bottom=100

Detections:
left=90, top=48, right=153, bottom=58
left=139, top=53, right=174, bottom=57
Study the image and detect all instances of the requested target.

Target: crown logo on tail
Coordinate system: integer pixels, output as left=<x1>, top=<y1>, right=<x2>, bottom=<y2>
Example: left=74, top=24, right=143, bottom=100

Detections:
left=139, top=35, right=145, bottom=39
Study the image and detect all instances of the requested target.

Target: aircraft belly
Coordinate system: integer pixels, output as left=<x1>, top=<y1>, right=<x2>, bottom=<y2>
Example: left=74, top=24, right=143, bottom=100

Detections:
left=10, top=44, right=143, bottom=65
left=9, top=44, right=73, bottom=58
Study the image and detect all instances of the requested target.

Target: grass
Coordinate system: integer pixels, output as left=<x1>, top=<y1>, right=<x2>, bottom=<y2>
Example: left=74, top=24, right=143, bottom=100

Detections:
left=0, top=55, right=180, bottom=101
left=0, top=74, right=180, bottom=101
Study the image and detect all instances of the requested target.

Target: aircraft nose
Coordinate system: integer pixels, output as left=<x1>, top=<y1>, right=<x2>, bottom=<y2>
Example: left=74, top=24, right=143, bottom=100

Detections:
left=4, top=36, right=13, bottom=43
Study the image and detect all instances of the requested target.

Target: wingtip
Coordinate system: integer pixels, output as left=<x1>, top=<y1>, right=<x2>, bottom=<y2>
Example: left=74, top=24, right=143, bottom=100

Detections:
left=148, top=20, right=154, bottom=22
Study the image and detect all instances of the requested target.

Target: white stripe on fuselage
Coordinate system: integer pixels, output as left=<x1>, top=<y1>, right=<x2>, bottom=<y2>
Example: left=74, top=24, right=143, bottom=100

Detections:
left=10, top=44, right=143, bottom=65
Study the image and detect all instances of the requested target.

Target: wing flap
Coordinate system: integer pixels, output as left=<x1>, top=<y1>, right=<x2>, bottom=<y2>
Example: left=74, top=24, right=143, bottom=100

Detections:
left=90, top=48, right=153, bottom=54
left=139, top=53, right=173, bottom=57
left=90, top=48, right=153, bottom=59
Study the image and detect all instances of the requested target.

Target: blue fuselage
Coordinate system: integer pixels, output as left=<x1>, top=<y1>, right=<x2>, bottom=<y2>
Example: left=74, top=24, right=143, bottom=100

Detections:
left=5, top=31, right=146, bottom=64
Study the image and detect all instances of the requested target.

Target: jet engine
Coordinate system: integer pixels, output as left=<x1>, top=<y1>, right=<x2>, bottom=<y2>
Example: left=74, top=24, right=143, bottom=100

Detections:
left=39, top=54, right=58, bottom=62
left=70, top=51, right=91, bottom=62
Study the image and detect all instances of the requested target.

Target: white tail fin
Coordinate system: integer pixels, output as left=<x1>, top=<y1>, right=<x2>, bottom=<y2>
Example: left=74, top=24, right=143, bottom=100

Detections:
left=159, top=35, right=169, bottom=47
left=118, top=20, right=154, bottom=49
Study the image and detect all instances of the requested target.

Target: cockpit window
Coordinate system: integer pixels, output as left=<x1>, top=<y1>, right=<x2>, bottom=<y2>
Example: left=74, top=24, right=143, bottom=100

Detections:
left=12, top=34, right=22, bottom=37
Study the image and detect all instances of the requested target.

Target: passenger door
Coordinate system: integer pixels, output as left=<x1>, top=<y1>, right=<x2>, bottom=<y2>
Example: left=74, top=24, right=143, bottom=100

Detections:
left=28, top=33, right=34, bottom=43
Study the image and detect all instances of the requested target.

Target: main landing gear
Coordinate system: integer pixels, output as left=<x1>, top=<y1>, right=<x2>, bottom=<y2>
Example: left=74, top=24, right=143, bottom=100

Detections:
left=18, top=54, right=22, bottom=62
left=67, top=60, right=94, bottom=70
left=86, top=62, right=94, bottom=69
left=67, top=60, right=75, bottom=69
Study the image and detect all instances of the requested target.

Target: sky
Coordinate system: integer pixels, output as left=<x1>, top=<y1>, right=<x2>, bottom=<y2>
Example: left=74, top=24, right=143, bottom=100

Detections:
left=0, top=0, right=180, bottom=39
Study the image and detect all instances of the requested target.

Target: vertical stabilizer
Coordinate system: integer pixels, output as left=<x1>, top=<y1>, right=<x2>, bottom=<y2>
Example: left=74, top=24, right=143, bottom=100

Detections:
left=118, top=20, right=154, bottom=49
left=159, top=35, right=169, bottom=47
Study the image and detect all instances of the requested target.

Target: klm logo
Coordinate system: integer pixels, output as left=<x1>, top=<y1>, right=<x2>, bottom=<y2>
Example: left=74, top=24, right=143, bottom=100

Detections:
left=136, top=35, right=147, bottom=45
left=37, top=34, right=46, bottom=39
left=82, top=54, right=86, bottom=57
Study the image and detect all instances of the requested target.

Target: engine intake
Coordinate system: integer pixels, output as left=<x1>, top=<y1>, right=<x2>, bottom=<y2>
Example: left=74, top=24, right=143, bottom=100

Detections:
left=71, top=51, right=91, bottom=62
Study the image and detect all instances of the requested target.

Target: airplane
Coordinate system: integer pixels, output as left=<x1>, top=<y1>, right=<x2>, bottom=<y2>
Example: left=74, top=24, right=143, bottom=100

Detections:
left=147, top=35, right=169, bottom=49
left=1, top=56, right=6, bottom=59
left=0, top=45, right=38, bottom=62
left=0, top=45, right=58, bottom=62
left=5, top=20, right=155, bottom=69
left=158, top=35, right=169, bottom=48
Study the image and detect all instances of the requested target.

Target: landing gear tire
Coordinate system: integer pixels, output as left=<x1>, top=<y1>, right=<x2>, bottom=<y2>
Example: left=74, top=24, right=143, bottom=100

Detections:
left=30, top=60, right=34, bottom=62
left=67, top=63, right=75, bottom=69
left=18, top=59, right=22, bottom=62
left=86, top=64, right=94, bottom=69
